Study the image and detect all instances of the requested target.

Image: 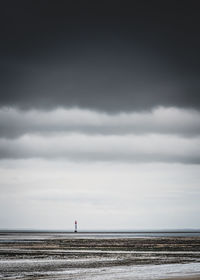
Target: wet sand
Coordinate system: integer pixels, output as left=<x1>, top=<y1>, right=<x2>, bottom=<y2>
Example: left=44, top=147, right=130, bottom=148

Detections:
left=0, top=231, right=200, bottom=279
left=163, top=277, right=200, bottom=280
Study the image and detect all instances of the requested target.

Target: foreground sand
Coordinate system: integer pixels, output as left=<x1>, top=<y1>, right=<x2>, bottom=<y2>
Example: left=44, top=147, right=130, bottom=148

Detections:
left=163, top=276, right=200, bottom=280
left=0, top=232, right=200, bottom=279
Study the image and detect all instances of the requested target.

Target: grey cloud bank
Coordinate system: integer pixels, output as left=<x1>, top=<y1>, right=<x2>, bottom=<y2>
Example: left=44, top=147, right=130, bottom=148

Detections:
left=0, top=106, right=200, bottom=164
left=0, top=106, right=200, bottom=138
left=0, top=133, right=199, bottom=164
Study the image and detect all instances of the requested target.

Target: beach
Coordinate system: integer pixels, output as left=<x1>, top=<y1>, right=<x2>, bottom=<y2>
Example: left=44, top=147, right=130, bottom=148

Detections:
left=0, top=231, right=200, bottom=279
left=163, top=277, right=200, bottom=280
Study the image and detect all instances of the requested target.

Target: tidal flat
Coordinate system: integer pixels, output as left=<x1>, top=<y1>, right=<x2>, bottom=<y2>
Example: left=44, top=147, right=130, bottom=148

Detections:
left=0, top=232, right=200, bottom=279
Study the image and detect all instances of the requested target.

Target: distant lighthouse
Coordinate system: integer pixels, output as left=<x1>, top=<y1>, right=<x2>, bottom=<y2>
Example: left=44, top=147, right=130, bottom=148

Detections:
left=74, top=220, right=77, bottom=233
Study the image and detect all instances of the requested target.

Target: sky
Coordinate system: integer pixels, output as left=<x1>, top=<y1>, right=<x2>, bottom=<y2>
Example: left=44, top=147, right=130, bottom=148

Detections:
left=0, top=0, right=200, bottom=230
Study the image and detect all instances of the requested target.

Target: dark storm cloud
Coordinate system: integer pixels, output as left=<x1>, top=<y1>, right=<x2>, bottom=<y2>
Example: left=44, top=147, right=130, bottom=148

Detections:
left=0, top=0, right=200, bottom=111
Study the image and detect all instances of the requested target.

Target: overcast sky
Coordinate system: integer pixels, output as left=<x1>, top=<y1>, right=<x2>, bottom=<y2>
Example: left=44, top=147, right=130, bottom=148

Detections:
left=0, top=0, right=200, bottom=230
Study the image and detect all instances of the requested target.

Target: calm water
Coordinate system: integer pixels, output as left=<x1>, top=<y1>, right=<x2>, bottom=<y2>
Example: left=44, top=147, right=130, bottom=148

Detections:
left=1, top=231, right=200, bottom=241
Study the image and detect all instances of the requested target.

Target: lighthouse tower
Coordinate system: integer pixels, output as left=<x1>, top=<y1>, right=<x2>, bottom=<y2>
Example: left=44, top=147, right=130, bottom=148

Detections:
left=74, top=220, right=77, bottom=233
